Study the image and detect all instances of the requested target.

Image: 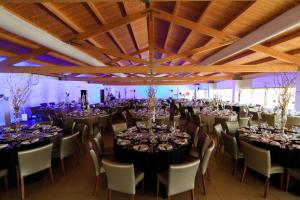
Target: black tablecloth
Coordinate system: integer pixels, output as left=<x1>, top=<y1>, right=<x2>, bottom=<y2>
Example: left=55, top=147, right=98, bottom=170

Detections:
left=114, top=142, right=191, bottom=173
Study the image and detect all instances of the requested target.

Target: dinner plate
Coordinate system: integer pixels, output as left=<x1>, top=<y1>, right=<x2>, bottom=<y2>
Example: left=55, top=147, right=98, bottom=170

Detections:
left=117, top=139, right=131, bottom=146
left=0, top=144, right=8, bottom=150
left=158, top=144, right=173, bottom=151
left=174, top=138, right=188, bottom=145
left=21, top=138, right=39, bottom=145
left=133, top=144, right=149, bottom=152
left=176, top=132, right=190, bottom=138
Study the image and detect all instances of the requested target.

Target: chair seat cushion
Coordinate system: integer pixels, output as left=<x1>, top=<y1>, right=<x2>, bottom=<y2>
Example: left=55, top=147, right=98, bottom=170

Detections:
left=287, top=168, right=300, bottom=179
left=135, top=170, right=144, bottom=186
left=0, top=169, right=7, bottom=177
left=157, top=171, right=168, bottom=187
left=270, top=163, right=284, bottom=175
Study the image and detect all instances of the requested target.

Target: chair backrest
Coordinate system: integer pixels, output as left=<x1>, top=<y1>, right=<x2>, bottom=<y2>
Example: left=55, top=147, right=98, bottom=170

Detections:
left=261, top=113, right=276, bottom=127
left=240, top=141, right=271, bottom=177
left=112, top=122, right=127, bottom=135
left=168, top=159, right=200, bottom=196
left=239, top=117, right=249, bottom=128
left=197, top=133, right=211, bottom=160
left=214, top=124, right=223, bottom=144
left=286, top=116, right=300, bottom=128
left=18, top=143, right=53, bottom=177
left=60, top=132, right=79, bottom=159
left=102, top=159, right=136, bottom=194
left=173, top=114, right=181, bottom=127
left=225, top=121, right=239, bottom=136
left=98, top=114, right=111, bottom=128
left=239, top=106, right=249, bottom=118
left=93, top=132, right=104, bottom=158
left=81, top=124, right=88, bottom=144
left=222, top=132, right=238, bottom=160
left=88, top=141, right=101, bottom=176
left=186, top=122, right=200, bottom=147
left=200, top=140, right=215, bottom=174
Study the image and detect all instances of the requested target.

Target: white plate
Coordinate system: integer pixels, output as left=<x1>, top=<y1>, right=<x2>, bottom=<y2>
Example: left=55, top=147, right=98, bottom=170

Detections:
left=174, top=139, right=188, bottom=145
left=117, top=139, right=131, bottom=146
left=133, top=144, right=149, bottom=152
left=0, top=144, right=8, bottom=149
left=158, top=144, right=173, bottom=151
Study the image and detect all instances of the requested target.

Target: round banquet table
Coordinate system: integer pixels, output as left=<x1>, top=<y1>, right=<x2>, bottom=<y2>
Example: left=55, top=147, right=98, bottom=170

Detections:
left=238, top=128, right=300, bottom=195
left=114, top=127, right=191, bottom=172
left=0, top=124, right=63, bottom=186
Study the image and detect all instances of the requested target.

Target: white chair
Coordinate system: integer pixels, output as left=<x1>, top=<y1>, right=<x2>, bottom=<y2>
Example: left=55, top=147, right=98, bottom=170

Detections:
left=60, top=132, right=79, bottom=175
left=156, top=159, right=200, bottom=200
left=18, top=144, right=54, bottom=200
left=112, top=122, right=127, bottom=135
left=93, top=132, right=114, bottom=158
left=102, top=159, right=144, bottom=200
left=199, top=140, right=215, bottom=195
left=88, top=141, right=105, bottom=196
left=240, top=141, right=284, bottom=198
left=0, top=169, right=8, bottom=193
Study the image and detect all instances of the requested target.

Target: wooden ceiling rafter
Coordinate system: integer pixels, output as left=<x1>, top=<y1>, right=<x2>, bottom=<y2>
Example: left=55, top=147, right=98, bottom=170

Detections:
left=152, top=7, right=300, bottom=65
left=169, top=0, right=212, bottom=65
left=148, top=5, right=155, bottom=64
left=41, top=2, right=114, bottom=66
left=87, top=2, right=134, bottom=66
left=1, top=64, right=298, bottom=74
left=108, top=47, right=149, bottom=65
left=154, top=47, right=197, bottom=65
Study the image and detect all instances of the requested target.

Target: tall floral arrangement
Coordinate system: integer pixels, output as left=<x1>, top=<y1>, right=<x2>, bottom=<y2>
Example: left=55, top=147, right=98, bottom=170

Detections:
left=274, top=72, right=298, bottom=130
left=7, top=75, right=38, bottom=124
left=146, top=85, right=156, bottom=132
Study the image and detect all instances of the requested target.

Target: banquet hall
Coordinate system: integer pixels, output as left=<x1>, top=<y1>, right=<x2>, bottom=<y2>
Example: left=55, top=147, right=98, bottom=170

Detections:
left=1, top=0, right=300, bottom=200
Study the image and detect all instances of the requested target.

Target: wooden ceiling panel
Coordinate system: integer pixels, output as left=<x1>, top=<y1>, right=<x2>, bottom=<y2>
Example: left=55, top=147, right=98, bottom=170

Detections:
left=176, top=2, right=207, bottom=22
left=51, top=3, right=99, bottom=30
left=153, top=1, right=175, bottom=14
left=3, top=3, right=75, bottom=38
left=165, top=24, right=191, bottom=53
left=154, top=18, right=170, bottom=49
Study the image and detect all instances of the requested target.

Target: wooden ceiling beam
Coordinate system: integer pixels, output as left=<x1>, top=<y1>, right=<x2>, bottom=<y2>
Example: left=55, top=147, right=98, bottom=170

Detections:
left=152, top=8, right=300, bottom=65
left=66, top=75, right=233, bottom=82
left=0, top=47, right=49, bottom=67
left=87, top=2, right=134, bottom=65
left=108, top=47, right=149, bottom=64
left=200, top=4, right=300, bottom=65
left=155, top=47, right=197, bottom=64
left=100, top=81, right=201, bottom=86
left=148, top=9, right=154, bottom=64
left=65, top=8, right=150, bottom=42
left=1, top=64, right=297, bottom=74
left=155, top=40, right=234, bottom=64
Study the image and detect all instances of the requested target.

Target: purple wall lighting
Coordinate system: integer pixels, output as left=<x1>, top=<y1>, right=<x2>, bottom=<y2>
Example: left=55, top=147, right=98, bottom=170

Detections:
left=0, top=39, right=31, bottom=54
left=36, top=54, right=79, bottom=66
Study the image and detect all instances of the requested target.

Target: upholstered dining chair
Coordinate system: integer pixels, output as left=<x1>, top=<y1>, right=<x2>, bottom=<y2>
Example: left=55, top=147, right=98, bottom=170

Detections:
left=286, top=168, right=300, bottom=192
left=63, top=120, right=76, bottom=135
left=88, top=141, right=105, bottom=196
left=225, top=121, right=239, bottom=137
left=185, top=109, right=192, bottom=121
left=93, top=132, right=114, bottom=158
left=240, top=141, right=284, bottom=198
left=190, top=133, right=211, bottom=161
left=60, top=132, right=80, bottom=175
left=186, top=122, right=200, bottom=148
left=199, top=140, right=215, bottom=195
left=0, top=169, right=8, bottom=193
left=172, top=114, right=181, bottom=128
left=239, top=117, right=250, bottom=128
left=192, top=115, right=208, bottom=134
left=18, top=144, right=54, bottom=200
left=214, top=124, right=224, bottom=157
left=112, top=122, right=127, bottom=135
left=102, top=159, right=145, bottom=200
left=286, top=116, right=300, bottom=128
left=156, top=159, right=200, bottom=200
left=261, top=113, right=277, bottom=127
left=81, top=124, right=88, bottom=147
left=222, top=132, right=244, bottom=175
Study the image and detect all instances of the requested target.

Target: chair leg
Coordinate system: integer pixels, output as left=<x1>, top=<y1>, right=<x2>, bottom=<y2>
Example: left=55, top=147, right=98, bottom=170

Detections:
left=107, top=189, right=112, bottom=200
left=232, top=159, right=237, bottom=175
left=4, top=175, right=8, bottom=193
left=191, top=189, right=195, bottom=200
left=94, top=175, right=99, bottom=196
left=156, top=180, right=159, bottom=200
left=60, top=159, right=65, bottom=175
left=16, top=168, right=20, bottom=189
left=48, top=168, right=54, bottom=184
left=286, top=174, right=290, bottom=192
left=264, top=177, right=270, bottom=198
left=241, top=166, right=247, bottom=183
left=141, top=178, right=145, bottom=195
left=280, top=173, right=284, bottom=190
left=21, top=177, right=25, bottom=200
left=201, top=174, right=206, bottom=195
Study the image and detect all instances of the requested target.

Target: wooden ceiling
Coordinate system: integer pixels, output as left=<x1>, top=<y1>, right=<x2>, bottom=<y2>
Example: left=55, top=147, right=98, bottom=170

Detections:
left=0, top=0, right=300, bottom=85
